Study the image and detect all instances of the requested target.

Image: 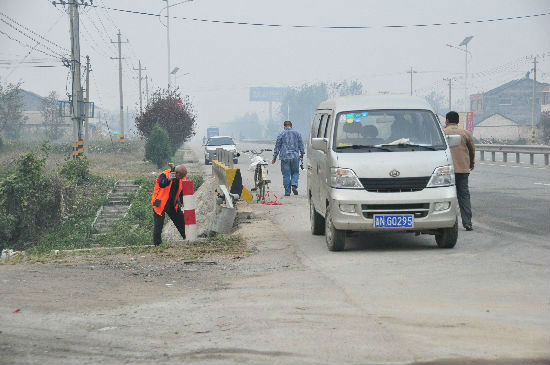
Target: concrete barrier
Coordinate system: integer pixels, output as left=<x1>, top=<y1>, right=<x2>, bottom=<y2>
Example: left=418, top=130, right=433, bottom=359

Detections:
left=212, top=160, right=253, bottom=203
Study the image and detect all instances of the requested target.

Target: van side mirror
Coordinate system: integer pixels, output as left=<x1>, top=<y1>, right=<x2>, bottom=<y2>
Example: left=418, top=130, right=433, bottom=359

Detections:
left=446, top=134, right=462, bottom=148
left=311, top=138, right=328, bottom=152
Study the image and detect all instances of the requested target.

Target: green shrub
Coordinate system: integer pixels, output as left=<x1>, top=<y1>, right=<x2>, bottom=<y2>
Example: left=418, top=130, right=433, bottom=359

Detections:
left=188, top=174, right=204, bottom=190
left=60, top=157, right=90, bottom=184
left=145, top=123, right=173, bottom=168
left=0, top=150, right=69, bottom=249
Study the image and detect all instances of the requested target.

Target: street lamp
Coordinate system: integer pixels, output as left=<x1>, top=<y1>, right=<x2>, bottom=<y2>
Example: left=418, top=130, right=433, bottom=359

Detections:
left=447, top=35, right=473, bottom=112
left=160, top=0, right=193, bottom=90
left=170, top=67, right=189, bottom=89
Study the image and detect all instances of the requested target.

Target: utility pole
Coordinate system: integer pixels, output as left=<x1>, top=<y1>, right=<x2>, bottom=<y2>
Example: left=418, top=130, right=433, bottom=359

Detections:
left=69, top=1, right=83, bottom=158
left=111, top=30, right=128, bottom=143
left=444, top=78, right=453, bottom=111
left=407, top=67, right=417, bottom=96
left=163, top=0, right=171, bottom=89
left=84, top=55, right=90, bottom=149
left=145, top=75, right=149, bottom=106
left=133, top=60, right=146, bottom=114
left=531, top=56, right=538, bottom=143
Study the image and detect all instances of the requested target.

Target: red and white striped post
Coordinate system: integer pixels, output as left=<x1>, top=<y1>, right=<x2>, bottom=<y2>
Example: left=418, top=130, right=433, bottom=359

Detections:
left=181, top=179, right=197, bottom=242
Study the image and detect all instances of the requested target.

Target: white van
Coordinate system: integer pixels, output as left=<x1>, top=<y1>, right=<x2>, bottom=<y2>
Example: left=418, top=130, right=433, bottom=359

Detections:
left=307, top=95, right=462, bottom=251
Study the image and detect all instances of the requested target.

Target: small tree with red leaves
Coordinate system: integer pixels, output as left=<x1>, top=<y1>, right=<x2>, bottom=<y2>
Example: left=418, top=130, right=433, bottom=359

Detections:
left=135, top=88, right=197, bottom=151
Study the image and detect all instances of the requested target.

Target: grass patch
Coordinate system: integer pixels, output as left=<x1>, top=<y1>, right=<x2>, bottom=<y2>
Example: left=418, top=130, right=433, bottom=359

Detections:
left=25, top=175, right=116, bottom=255
left=4, top=234, right=248, bottom=264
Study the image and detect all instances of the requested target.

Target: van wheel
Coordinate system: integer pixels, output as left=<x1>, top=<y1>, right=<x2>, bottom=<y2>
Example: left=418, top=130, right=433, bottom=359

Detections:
left=435, top=219, right=458, bottom=249
left=325, top=205, right=345, bottom=251
left=205, top=158, right=210, bottom=165
left=310, top=198, right=324, bottom=235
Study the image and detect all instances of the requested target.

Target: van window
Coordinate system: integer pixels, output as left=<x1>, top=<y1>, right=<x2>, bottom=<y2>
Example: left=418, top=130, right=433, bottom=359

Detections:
left=318, top=115, right=328, bottom=138
left=323, top=115, right=331, bottom=138
left=332, top=109, right=446, bottom=152
left=311, top=113, right=322, bottom=138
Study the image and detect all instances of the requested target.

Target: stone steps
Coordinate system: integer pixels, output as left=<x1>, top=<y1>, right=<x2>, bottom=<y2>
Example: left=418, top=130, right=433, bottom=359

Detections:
left=92, top=180, right=141, bottom=235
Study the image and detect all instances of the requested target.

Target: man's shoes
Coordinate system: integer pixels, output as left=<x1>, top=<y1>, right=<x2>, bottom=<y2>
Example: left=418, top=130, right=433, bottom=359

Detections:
left=464, top=224, right=473, bottom=231
left=284, top=193, right=291, bottom=196
left=291, top=185, right=298, bottom=195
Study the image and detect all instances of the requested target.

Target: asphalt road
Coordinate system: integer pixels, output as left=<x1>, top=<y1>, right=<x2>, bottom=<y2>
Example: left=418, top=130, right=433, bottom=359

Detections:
left=235, top=142, right=550, bottom=363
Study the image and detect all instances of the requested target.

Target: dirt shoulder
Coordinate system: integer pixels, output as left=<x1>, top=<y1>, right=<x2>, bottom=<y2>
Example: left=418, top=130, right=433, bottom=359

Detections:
left=0, top=207, right=306, bottom=365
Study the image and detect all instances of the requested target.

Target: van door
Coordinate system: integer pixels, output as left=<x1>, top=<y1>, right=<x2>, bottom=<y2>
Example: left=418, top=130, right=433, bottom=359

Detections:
left=311, top=113, right=329, bottom=211
left=308, top=113, right=322, bottom=208
left=318, top=112, right=333, bottom=216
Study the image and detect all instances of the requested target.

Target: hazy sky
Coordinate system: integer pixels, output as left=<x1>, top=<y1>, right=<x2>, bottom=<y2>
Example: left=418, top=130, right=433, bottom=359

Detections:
left=1, top=0, right=549, bottom=135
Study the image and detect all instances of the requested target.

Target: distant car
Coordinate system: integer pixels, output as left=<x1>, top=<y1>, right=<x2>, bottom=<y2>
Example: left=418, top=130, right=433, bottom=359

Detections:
left=204, top=136, right=238, bottom=165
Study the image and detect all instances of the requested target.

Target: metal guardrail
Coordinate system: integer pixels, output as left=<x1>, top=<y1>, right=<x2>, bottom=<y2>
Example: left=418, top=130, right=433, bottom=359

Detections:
left=476, top=144, right=550, bottom=165
left=238, top=139, right=275, bottom=144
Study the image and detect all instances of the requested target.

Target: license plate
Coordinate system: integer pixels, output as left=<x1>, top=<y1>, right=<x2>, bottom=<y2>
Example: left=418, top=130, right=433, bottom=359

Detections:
left=373, top=214, right=414, bottom=228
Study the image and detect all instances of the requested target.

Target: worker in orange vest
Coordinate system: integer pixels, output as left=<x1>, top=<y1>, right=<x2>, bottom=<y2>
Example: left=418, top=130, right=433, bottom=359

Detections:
left=151, top=164, right=188, bottom=246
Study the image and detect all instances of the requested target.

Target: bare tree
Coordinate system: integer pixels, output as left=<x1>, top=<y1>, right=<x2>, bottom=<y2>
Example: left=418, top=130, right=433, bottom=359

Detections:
left=0, top=81, right=26, bottom=139
left=425, top=90, right=446, bottom=115
left=41, top=91, right=63, bottom=140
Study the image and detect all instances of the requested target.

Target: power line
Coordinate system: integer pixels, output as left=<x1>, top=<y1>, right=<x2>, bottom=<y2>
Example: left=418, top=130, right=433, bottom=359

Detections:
left=88, top=5, right=550, bottom=30
left=0, top=11, right=69, bottom=53
left=0, top=29, right=61, bottom=59
left=0, top=18, right=66, bottom=58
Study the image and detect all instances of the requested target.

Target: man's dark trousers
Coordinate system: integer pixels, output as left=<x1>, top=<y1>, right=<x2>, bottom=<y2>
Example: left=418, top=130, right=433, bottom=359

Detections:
left=455, top=173, right=472, bottom=227
left=153, top=207, right=186, bottom=246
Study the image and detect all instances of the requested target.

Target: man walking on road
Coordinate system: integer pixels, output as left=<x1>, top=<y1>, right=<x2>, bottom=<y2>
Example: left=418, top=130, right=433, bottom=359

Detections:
left=151, top=164, right=188, bottom=245
left=444, top=111, right=475, bottom=231
left=272, top=120, right=305, bottom=196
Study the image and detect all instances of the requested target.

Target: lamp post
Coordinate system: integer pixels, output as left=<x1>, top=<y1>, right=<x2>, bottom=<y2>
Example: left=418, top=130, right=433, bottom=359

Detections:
left=447, top=35, right=473, bottom=112
left=160, top=0, right=193, bottom=90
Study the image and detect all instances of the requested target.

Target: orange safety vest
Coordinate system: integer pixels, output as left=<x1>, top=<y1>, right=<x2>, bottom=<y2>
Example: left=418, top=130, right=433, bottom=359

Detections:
left=151, top=169, right=186, bottom=215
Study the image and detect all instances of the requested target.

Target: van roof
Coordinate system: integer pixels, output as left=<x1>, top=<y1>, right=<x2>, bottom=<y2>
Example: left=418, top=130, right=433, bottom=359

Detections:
left=317, top=95, right=434, bottom=112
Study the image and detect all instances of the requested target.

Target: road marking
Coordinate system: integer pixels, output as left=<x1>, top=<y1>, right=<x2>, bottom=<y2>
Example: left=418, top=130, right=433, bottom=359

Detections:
left=499, top=165, right=506, bottom=167
left=534, top=183, right=543, bottom=185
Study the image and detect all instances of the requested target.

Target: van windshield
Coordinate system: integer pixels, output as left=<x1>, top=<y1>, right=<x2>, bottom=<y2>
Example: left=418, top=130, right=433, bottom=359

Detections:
left=332, top=109, right=446, bottom=152
left=207, top=137, right=234, bottom=146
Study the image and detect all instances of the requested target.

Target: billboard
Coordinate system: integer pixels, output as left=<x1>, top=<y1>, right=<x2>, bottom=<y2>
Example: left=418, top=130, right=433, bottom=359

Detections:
left=459, top=112, right=474, bottom=132
left=249, top=87, right=289, bottom=102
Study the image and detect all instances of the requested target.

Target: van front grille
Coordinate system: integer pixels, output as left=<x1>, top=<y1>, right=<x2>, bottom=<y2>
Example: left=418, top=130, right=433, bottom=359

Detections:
left=359, top=177, right=430, bottom=192
left=361, top=203, right=430, bottom=219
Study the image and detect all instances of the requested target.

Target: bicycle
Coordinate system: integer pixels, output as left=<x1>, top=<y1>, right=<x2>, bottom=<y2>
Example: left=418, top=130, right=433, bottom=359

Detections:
left=243, top=148, right=272, bottom=202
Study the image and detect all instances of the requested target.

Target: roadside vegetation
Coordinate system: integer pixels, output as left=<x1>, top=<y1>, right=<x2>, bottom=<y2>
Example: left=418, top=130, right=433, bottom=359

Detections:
left=0, top=139, right=204, bottom=257
left=0, top=85, right=217, bottom=260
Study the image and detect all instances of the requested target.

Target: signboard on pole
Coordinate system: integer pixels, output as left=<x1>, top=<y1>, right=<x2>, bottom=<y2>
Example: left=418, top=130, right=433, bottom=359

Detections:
left=249, top=87, right=289, bottom=102
left=466, top=112, right=474, bottom=131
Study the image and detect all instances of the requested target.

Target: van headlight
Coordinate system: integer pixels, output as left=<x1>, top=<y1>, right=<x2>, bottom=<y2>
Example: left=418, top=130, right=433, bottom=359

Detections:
left=330, top=168, right=363, bottom=189
left=427, top=165, right=455, bottom=187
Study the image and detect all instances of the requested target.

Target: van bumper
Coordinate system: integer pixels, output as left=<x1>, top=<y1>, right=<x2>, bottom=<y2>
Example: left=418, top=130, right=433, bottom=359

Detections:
left=328, top=186, right=458, bottom=231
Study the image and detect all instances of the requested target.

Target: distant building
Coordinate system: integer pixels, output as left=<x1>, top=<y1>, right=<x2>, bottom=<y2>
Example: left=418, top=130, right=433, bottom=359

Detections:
left=472, top=114, right=531, bottom=141
left=542, top=85, right=550, bottom=114
left=19, top=89, right=104, bottom=139
left=470, top=74, right=548, bottom=140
